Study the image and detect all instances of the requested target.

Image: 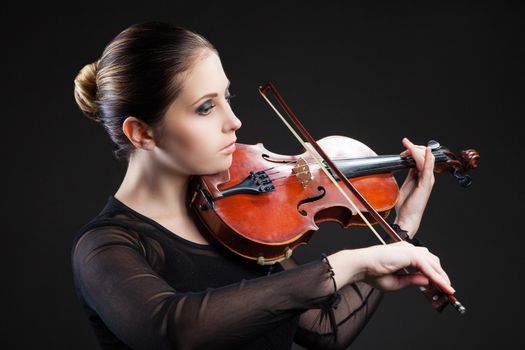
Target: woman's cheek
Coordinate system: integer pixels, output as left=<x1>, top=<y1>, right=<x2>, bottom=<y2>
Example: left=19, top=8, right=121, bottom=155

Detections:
left=186, top=132, right=219, bottom=169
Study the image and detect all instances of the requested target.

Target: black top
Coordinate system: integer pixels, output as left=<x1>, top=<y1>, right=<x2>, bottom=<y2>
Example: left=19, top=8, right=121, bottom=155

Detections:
left=70, top=194, right=384, bottom=350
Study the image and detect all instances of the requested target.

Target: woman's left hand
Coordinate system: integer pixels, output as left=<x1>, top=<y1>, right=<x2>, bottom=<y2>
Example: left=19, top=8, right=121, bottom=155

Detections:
left=393, top=137, right=436, bottom=239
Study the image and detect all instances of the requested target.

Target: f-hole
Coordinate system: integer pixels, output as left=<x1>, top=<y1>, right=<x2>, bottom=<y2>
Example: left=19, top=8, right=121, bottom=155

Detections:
left=297, top=186, right=326, bottom=216
left=262, top=153, right=292, bottom=164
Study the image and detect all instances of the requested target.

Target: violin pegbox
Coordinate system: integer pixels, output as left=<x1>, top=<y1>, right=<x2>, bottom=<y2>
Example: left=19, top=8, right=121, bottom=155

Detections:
left=428, top=139, right=480, bottom=188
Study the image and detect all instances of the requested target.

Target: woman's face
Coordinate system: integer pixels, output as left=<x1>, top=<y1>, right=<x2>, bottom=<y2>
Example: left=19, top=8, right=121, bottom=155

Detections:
left=152, top=50, right=242, bottom=175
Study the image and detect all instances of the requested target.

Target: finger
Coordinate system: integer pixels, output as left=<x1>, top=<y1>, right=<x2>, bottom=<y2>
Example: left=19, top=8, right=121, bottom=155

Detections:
left=420, top=260, right=455, bottom=294
left=410, top=249, right=455, bottom=294
left=420, top=146, right=435, bottom=185
left=415, top=247, right=450, bottom=284
left=395, top=272, right=430, bottom=289
left=409, top=142, right=427, bottom=153
left=401, top=139, right=427, bottom=159
left=403, top=137, right=415, bottom=148
left=429, top=252, right=440, bottom=265
left=400, top=149, right=410, bottom=157
left=393, top=240, right=413, bottom=247
left=400, top=138, right=412, bottom=156
left=404, top=139, right=427, bottom=172
left=427, top=254, right=451, bottom=285
left=401, top=138, right=416, bottom=156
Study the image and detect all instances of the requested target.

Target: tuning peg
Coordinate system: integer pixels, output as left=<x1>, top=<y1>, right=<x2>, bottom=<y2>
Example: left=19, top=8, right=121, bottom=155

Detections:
left=427, top=140, right=441, bottom=150
left=453, top=167, right=472, bottom=187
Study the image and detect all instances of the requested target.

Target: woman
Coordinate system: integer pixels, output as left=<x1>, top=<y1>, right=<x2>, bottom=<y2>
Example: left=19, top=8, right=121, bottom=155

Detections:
left=71, top=21, right=454, bottom=350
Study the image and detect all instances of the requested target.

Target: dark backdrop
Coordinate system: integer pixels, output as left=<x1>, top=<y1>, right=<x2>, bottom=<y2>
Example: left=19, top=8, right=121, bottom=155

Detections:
left=3, top=1, right=523, bottom=349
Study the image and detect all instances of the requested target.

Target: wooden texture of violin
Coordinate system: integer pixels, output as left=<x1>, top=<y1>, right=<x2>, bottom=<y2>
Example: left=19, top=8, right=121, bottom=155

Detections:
left=188, top=135, right=480, bottom=267
left=188, top=136, right=399, bottom=264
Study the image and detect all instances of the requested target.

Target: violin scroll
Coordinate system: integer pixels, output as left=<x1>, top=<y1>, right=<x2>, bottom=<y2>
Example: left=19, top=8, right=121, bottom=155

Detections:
left=428, top=140, right=480, bottom=187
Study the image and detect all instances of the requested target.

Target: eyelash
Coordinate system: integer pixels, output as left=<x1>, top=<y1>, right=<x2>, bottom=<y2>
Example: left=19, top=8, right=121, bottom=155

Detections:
left=197, top=93, right=236, bottom=116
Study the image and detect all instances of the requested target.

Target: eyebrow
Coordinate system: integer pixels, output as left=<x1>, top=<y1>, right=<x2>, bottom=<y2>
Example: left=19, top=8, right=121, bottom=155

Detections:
left=191, top=79, right=231, bottom=107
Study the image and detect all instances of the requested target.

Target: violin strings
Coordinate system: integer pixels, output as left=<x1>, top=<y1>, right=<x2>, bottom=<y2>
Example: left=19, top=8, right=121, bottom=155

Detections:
left=260, top=152, right=435, bottom=184
left=258, top=162, right=294, bottom=172
left=259, top=153, right=419, bottom=166
left=267, top=175, right=289, bottom=183
left=258, top=154, right=425, bottom=176
left=264, top=173, right=279, bottom=178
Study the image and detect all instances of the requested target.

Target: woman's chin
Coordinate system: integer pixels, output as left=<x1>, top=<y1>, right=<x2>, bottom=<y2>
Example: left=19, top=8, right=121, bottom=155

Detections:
left=200, top=158, right=233, bottom=175
left=220, top=157, right=234, bottom=172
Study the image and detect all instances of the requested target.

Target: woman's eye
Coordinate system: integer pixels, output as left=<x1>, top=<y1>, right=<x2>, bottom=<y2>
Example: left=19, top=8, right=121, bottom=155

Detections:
left=197, top=100, right=215, bottom=116
left=196, top=93, right=235, bottom=116
left=226, top=92, right=236, bottom=104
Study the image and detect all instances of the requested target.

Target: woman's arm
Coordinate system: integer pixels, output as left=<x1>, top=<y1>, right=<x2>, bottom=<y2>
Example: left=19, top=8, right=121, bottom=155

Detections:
left=281, top=256, right=384, bottom=350
left=284, top=240, right=454, bottom=350
left=72, top=225, right=452, bottom=350
left=71, top=226, right=352, bottom=350
left=394, top=137, right=436, bottom=238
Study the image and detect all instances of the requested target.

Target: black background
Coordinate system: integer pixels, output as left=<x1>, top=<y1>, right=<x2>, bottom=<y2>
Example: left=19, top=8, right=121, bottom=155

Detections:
left=3, top=1, right=523, bottom=349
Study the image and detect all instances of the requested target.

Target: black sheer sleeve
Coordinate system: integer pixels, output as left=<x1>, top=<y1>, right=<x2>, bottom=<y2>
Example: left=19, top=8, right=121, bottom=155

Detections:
left=71, top=225, right=349, bottom=350
left=279, top=256, right=384, bottom=350
left=287, top=224, right=422, bottom=349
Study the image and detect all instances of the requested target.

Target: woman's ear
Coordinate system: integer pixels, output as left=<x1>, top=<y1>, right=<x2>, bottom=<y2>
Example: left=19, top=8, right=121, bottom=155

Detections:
left=122, top=116, right=156, bottom=150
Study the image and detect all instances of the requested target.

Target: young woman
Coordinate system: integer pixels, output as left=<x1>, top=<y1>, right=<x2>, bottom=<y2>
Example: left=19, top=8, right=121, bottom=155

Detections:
left=71, top=21, right=454, bottom=350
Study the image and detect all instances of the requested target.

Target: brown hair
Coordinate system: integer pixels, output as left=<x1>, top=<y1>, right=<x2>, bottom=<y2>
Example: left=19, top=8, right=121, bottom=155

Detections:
left=73, top=21, right=217, bottom=161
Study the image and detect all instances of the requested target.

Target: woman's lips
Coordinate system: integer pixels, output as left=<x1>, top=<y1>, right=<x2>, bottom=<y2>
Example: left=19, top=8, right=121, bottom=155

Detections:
left=220, top=140, right=237, bottom=153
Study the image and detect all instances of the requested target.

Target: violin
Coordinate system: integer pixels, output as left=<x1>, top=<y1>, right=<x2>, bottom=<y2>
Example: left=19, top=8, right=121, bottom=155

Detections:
left=187, top=81, right=479, bottom=314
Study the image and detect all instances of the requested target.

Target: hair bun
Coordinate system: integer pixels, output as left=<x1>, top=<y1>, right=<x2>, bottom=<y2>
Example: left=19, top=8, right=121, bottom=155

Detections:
left=74, top=61, right=100, bottom=122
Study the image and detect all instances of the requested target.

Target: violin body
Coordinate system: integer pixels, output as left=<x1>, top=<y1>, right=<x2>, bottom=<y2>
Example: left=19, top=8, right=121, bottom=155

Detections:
left=189, top=136, right=399, bottom=264
left=188, top=135, right=478, bottom=265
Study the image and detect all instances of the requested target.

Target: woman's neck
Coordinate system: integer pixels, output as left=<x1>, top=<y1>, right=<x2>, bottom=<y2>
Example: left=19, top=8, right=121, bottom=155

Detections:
left=114, top=152, right=191, bottom=221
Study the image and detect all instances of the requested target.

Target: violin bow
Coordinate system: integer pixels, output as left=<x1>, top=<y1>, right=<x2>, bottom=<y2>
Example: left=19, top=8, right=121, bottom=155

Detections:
left=258, top=81, right=466, bottom=314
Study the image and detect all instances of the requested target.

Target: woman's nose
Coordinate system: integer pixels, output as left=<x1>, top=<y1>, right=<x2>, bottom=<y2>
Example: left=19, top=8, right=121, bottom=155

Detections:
left=224, top=107, right=242, bottom=132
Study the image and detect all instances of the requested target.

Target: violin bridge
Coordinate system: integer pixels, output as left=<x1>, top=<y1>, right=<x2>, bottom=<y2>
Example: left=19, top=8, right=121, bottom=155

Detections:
left=292, top=157, right=313, bottom=188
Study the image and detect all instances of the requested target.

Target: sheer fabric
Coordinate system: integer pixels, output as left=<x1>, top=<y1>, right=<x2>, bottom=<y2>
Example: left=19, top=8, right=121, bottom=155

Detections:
left=71, top=195, right=385, bottom=349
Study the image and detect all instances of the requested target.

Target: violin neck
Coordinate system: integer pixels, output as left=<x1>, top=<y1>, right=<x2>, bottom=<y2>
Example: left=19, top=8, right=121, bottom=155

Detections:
left=332, top=153, right=449, bottom=178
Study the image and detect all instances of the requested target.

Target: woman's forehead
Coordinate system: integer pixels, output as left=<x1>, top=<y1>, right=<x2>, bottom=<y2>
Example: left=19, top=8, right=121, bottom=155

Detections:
left=180, top=52, right=229, bottom=103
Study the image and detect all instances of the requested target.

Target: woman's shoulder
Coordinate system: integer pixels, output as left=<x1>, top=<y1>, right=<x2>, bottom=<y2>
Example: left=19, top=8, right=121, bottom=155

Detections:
left=71, top=216, right=146, bottom=261
left=70, top=196, right=151, bottom=261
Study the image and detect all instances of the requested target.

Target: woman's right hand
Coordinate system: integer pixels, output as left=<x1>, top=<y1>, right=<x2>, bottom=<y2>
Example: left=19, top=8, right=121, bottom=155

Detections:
left=327, top=241, right=455, bottom=294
